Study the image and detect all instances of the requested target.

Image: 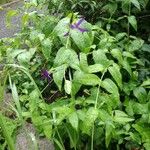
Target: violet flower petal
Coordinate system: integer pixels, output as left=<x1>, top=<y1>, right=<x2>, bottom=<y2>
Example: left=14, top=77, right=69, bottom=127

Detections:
left=75, top=18, right=85, bottom=27
left=77, top=26, right=89, bottom=33
left=41, top=69, right=51, bottom=81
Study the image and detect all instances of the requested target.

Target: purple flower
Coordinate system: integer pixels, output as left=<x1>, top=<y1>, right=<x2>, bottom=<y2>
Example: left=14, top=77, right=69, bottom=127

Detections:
left=41, top=69, right=51, bottom=81
left=70, top=18, right=89, bottom=32
left=64, top=18, right=88, bottom=36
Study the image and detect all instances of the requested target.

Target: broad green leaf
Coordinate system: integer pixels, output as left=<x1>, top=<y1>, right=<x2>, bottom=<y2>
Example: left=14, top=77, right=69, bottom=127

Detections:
left=68, top=112, right=78, bottom=131
left=111, top=49, right=123, bottom=64
left=131, top=0, right=141, bottom=10
left=128, top=15, right=137, bottom=31
left=88, top=64, right=104, bottom=73
left=108, top=63, right=122, bottom=89
left=64, top=80, right=72, bottom=95
left=102, top=2, right=117, bottom=15
left=129, top=132, right=141, bottom=145
left=128, top=39, right=144, bottom=51
left=53, top=106, right=73, bottom=125
left=41, top=38, right=52, bottom=60
left=70, top=30, right=93, bottom=53
left=7, top=49, right=26, bottom=63
left=123, top=51, right=136, bottom=59
left=133, top=124, right=150, bottom=149
left=105, top=122, right=114, bottom=148
left=79, top=53, right=89, bottom=72
left=17, top=48, right=36, bottom=66
left=113, top=110, right=134, bottom=124
left=93, top=49, right=111, bottom=67
left=54, top=47, right=79, bottom=70
left=71, top=81, right=81, bottom=96
left=125, top=101, right=148, bottom=115
left=122, top=60, right=132, bottom=76
left=122, top=0, right=130, bottom=14
left=73, top=71, right=100, bottom=86
left=133, top=87, right=147, bottom=103
left=141, top=44, right=150, bottom=52
left=53, top=65, right=67, bottom=90
left=54, top=17, right=70, bottom=45
left=81, top=108, right=99, bottom=135
left=115, top=32, right=127, bottom=41
left=101, top=78, right=119, bottom=95
left=43, top=121, right=52, bottom=139
left=141, top=79, right=150, bottom=88
left=99, top=109, right=112, bottom=122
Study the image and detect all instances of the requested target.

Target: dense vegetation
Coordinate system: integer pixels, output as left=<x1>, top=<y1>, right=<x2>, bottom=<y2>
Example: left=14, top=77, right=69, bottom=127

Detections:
left=0, top=0, right=150, bottom=149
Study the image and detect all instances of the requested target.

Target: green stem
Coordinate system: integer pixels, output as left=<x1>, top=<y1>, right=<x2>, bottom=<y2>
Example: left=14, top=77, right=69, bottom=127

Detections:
left=127, top=2, right=131, bottom=38
left=91, top=69, right=107, bottom=150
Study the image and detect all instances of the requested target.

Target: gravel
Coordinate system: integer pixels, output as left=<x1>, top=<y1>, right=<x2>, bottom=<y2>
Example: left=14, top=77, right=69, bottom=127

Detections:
left=0, top=0, right=23, bottom=38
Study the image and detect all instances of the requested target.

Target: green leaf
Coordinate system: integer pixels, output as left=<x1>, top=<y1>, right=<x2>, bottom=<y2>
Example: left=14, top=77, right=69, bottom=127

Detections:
left=70, top=30, right=93, bottom=53
left=115, top=32, right=127, bottom=41
left=68, top=112, right=78, bottom=131
left=53, top=65, right=67, bottom=90
left=21, top=13, right=29, bottom=27
left=101, top=78, right=119, bottom=95
left=128, top=15, right=137, bottom=31
left=113, top=110, right=134, bottom=124
left=128, top=39, right=144, bottom=52
left=43, top=121, right=52, bottom=139
left=141, top=79, right=150, bottom=88
left=108, top=63, right=122, bottom=89
left=131, top=0, right=141, bottom=10
left=102, top=2, right=117, bottom=15
left=53, top=106, right=73, bottom=125
left=133, top=87, right=147, bottom=103
left=79, top=53, right=89, bottom=72
left=105, top=122, right=114, bottom=148
left=133, top=124, right=150, bottom=149
left=122, top=60, right=132, bottom=76
left=123, top=51, right=136, bottom=59
left=71, top=81, right=81, bottom=96
left=93, top=49, right=111, bottom=67
left=81, top=108, right=99, bottom=135
left=41, top=38, right=52, bottom=60
left=64, top=80, right=72, bottom=95
left=73, top=71, right=100, bottom=86
left=88, top=64, right=104, bottom=73
left=54, top=47, right=79, bottom=70
left=7, top=49, right=26, bottom=63
left=111, top=49, right=123, bottom=64
left=17, top=48, right=36, bottom=66
left=55, top=17, right=70, bottom=45
left=6, top=10, right=18, bottom=27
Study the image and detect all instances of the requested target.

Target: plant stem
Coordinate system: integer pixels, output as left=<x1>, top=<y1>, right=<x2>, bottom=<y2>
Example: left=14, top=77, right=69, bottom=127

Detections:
left=127, top=2, right=131, bottom=38
left=91, top=69, right=107, bottom=150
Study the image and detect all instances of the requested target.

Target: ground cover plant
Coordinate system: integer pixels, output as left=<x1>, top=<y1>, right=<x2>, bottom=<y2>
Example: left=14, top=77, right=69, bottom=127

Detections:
left=0, top=0, right=150, bottom=150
